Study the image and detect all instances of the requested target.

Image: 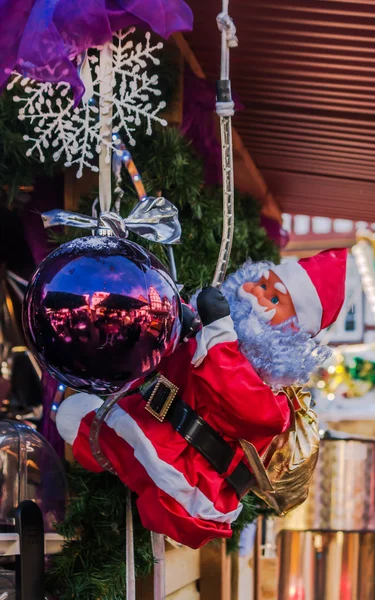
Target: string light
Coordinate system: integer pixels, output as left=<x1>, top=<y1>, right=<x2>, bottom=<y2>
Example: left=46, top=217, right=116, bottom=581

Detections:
left=352, top=236, right=375, bottom=316
left=119, top=146, right=147, bottom=201
left=312, top=344, right=375, bottom=400
left=49, top=384, right=67, bottom=420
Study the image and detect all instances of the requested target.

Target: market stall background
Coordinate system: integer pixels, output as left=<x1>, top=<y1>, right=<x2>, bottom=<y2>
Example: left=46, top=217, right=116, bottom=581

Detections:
left=186, top=0, right=375, bottom=221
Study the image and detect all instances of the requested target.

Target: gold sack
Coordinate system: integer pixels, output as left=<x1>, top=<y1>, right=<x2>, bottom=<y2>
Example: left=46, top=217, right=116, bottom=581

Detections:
left=240, top=387, right=320, bottom=516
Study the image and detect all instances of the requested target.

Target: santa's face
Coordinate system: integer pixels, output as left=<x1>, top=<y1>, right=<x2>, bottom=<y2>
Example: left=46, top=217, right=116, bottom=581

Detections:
left=212, top=259, right=332, bottom=386
left=238, top=270, right=296, bottom=326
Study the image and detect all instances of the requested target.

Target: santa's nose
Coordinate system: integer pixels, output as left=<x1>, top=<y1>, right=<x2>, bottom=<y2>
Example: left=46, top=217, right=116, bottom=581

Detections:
left=243, top=282, right=255, bottom=294
left=243, top=282, right=265, bottom=301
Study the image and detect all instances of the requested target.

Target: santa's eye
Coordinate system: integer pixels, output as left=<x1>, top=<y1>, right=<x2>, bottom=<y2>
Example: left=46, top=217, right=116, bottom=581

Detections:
left=271, top=296, right=279, bottom=304
left=260, top=284, right=266, bottom=290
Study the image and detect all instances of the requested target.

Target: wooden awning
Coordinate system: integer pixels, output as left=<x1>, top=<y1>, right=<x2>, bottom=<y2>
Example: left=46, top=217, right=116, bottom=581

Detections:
left=185, top=0, right=375, bottom=221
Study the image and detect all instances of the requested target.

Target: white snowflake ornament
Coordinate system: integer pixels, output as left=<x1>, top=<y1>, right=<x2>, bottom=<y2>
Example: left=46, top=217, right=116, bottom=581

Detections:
left=7, top=28, right=168, bottom=178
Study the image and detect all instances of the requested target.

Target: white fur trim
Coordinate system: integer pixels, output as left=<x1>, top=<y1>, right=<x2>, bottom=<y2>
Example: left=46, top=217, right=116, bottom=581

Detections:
left=106, top=405, right=243, bottom=523
left=272, top=262, right=322, bottom=335
left=57, top=391, right=243, bottom=524
left=56, top=393, right=103, bottom=445
left=192, top=315, right=237, bottom=367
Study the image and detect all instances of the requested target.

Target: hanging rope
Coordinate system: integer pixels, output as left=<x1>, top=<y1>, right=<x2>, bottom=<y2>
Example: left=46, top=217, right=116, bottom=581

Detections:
left=212, top=1, right=238, bottom=288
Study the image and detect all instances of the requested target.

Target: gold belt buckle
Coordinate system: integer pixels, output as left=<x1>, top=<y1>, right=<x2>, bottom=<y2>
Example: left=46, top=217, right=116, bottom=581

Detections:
left=145, top=375, right=179, bottom=422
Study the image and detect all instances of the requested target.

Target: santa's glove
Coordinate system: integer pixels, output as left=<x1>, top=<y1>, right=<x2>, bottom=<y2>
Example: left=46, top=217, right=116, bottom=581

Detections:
left=197, top=286, right=230, bottom=326
left=180, top=304, right=201, bottom=341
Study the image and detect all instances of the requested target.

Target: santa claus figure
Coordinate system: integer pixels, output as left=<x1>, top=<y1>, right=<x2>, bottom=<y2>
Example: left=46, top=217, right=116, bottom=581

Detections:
left=56, top=248, right=347, bottom=549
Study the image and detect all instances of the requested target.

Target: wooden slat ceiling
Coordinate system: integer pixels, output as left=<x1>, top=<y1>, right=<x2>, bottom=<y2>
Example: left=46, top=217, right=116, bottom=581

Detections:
left=185, top=0, right=375, bottom=221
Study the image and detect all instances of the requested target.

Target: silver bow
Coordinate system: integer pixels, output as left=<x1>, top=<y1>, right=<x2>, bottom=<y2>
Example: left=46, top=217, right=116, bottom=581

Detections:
left=41, top=197, right=181, bottom=245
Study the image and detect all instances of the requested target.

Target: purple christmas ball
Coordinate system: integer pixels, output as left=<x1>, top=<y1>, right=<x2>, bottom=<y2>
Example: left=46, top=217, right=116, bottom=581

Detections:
left=23, top=237, right=181, bottom=395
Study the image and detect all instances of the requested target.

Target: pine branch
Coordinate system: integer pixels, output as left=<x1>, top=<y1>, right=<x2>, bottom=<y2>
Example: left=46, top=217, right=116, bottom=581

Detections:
left=46, top=464, right=154, bottom=600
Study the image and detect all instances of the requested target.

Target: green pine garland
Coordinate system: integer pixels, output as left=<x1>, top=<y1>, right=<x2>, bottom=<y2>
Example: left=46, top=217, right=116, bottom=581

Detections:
left=1, top=32, right=280, bottom=598
left=0, top=93, right=55, bottom=200
left=46, top=465, right=154, bottom=600
left=121, top=125, right=280, bottom=296
left=49, top=123, right=279, bottom=297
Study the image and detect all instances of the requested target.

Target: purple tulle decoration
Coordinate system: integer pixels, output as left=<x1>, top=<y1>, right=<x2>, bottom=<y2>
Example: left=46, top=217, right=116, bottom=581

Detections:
left=260, top=215, right=290, bottom=249
left=181, top=67, right=243, bottom=185
left=40, top=372, right=64, bottom=458
left=0, top=0, right=193, bottom=103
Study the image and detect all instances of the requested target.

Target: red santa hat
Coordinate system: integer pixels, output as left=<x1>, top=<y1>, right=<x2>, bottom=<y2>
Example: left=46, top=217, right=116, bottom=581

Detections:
left=272, top=248, right=348, bottom=337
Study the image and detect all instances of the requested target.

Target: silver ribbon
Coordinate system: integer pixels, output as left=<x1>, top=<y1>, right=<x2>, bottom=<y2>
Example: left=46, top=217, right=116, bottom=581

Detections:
left=41, top=196, right=181, bottom=245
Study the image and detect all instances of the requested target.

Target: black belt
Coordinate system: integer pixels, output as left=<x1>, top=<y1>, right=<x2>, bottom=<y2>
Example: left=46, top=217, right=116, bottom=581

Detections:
left=139, top=374, right=255, bottom=499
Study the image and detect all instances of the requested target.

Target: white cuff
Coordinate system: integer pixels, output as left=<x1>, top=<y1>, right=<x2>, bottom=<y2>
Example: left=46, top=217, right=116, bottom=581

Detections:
left=56, top=392, right=103, bottom=445
left=192, top=315, right=237, bottom=367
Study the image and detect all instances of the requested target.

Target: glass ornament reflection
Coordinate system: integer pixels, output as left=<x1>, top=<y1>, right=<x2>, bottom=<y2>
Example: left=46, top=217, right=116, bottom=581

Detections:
left=23, top=237, right=181, bottom=395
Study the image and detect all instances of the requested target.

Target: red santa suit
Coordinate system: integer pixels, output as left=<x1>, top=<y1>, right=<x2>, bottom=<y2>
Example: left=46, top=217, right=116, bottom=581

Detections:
left=57, top=315, right=291, bottom=549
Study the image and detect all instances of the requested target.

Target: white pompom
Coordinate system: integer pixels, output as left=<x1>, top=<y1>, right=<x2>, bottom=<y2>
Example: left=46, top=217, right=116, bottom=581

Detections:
left=56, top=393, right=103, bottom=445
